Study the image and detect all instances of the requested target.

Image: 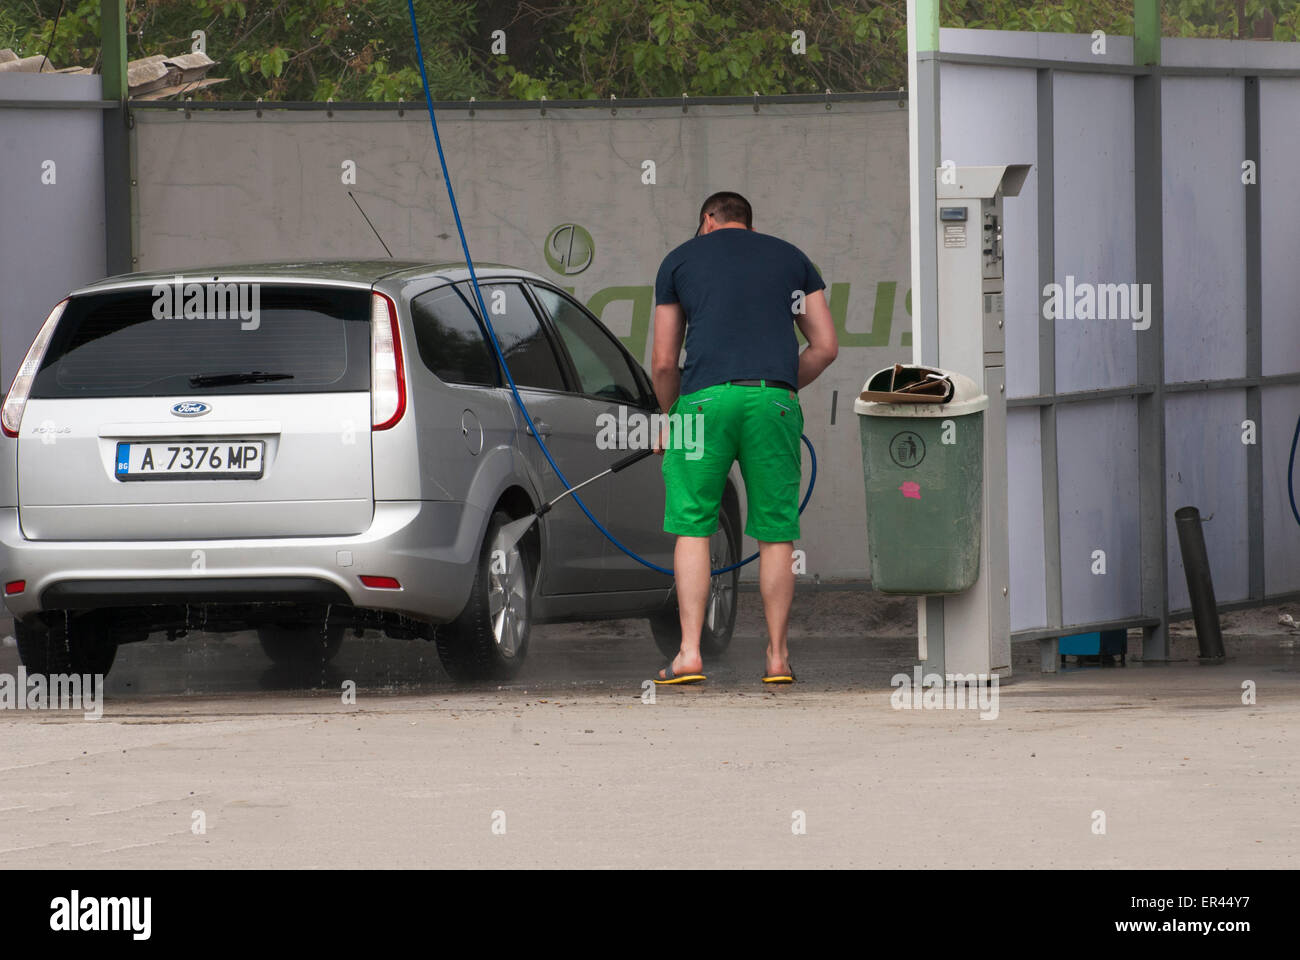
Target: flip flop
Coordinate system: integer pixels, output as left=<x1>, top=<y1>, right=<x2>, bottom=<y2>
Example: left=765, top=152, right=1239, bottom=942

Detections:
left=654, top=662, right=706, bottom=685
left=762, top=666, right=796, bottom=684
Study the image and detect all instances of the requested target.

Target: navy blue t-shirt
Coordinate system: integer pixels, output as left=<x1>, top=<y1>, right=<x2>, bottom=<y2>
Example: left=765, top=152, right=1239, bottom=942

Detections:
left=654, top=229, right=825, bottom=396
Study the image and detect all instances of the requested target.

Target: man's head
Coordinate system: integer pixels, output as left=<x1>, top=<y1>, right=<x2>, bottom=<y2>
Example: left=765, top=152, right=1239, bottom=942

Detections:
left=696, top=191, right=753, bottom=235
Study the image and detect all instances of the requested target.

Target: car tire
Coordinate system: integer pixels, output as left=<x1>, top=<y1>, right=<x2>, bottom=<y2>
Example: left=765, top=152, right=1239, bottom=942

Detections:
left=649, top=505, right=740, bottom=659
left=15, top=613, right=119, bottom=680
left=257, top=621, right=345, bottom=669
left=437, top=509, right=531, bottom=682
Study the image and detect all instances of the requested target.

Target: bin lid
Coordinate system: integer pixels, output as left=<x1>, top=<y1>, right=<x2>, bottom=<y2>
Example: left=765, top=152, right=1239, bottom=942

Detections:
left=853, top=364, right=988, bottom=418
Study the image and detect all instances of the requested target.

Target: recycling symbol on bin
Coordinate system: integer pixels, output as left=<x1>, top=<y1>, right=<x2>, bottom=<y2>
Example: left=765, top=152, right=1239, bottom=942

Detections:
left=888, top=430, right=926, bottom=468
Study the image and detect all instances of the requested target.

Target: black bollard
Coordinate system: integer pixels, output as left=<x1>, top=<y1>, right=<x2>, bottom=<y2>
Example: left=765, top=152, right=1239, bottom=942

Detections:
left=1173, top=506, right=1226, bottom=664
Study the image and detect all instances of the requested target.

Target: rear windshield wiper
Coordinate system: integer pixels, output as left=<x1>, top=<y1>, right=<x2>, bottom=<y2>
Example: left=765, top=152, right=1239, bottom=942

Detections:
left=189, top=371, right=295, bottom=387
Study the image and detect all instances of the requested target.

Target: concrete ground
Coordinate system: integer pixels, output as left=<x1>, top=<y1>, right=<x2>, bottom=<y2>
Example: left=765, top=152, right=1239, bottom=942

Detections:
left=1, top=591, right=1297, bottom=869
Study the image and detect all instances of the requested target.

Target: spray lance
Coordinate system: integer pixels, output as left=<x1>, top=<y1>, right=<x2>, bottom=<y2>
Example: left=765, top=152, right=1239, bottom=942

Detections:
left=495, top=448, right=653, bottom=552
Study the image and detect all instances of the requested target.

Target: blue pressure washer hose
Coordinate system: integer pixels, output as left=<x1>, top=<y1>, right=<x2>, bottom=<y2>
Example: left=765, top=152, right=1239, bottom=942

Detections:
left=1290, top=412, right=1300, bottom=528
left=405, top=2, right=815, bottom=576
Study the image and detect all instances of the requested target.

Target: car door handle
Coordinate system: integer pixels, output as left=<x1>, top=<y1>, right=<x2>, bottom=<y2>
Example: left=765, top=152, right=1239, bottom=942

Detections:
left=528, top=419, right=552, bottom=438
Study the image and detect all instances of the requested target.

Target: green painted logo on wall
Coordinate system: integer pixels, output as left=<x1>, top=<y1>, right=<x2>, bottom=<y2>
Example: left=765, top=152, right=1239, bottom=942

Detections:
left=539, top=225, right=912, bottom=363
left=545, top=223, right=595, bottom=275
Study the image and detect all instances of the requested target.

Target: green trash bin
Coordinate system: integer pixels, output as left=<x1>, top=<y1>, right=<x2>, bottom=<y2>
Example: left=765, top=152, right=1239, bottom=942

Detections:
left=854, top=365, right=988, bottom=594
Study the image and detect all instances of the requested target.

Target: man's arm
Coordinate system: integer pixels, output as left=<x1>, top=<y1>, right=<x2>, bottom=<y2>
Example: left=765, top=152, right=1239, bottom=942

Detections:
left=795, top=289, right=838, bottom=389
left=651, top=302, right=685, bottom=412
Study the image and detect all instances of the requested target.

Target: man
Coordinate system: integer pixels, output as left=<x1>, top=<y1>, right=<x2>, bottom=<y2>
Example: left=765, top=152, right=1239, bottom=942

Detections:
left=651, top=191, right=838, bottom=684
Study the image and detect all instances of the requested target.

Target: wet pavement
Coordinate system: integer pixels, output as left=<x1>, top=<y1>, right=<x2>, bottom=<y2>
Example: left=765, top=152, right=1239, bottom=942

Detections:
left=3, top=592, right=1298, bottom=868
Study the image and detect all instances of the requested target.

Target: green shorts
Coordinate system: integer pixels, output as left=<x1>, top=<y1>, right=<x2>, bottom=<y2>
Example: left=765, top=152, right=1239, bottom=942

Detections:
left=661, top=381, right=804, bottom=542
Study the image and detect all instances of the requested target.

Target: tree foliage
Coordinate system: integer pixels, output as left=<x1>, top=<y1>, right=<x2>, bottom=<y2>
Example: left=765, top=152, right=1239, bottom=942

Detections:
left=0, top=0, right=485, bottom=99
left=2, top=1, right=1298, bottom=101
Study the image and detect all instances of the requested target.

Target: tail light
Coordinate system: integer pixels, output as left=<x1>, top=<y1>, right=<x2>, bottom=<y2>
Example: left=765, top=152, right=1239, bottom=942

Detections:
left=370, top=291, right=406, bottom=431
left=2, top=299, right=68, bottom=438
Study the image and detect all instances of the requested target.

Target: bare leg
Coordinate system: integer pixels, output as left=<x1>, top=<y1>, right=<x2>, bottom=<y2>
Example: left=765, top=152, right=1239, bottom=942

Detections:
left=758, top=540, right=794, bottom=675
left=661, top=535, right=710, bottom=678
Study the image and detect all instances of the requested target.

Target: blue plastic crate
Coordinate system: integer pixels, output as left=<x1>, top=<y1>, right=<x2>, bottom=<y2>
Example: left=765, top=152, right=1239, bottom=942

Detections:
left=1059, top=631, right=1100, bottom=655
left=1059, top=630, right=1127, bottom=658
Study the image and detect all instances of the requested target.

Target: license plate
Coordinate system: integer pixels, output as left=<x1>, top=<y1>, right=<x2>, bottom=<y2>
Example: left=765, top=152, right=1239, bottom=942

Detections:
left=114, top=441, right=265, bottom=480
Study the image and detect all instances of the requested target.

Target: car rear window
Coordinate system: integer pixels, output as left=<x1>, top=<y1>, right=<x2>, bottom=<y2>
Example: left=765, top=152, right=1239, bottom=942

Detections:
left=30, top=284, right=371, bottom=398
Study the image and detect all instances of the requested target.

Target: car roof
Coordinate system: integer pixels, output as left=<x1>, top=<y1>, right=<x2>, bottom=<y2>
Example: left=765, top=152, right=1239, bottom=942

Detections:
left=71, top=260, right=548, bottom=295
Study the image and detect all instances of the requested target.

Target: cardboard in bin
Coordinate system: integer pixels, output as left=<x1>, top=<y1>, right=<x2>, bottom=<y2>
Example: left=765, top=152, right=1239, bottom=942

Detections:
left=854, top=365, right=987, bottom=419
left=858, top=364, right=955, bottom=404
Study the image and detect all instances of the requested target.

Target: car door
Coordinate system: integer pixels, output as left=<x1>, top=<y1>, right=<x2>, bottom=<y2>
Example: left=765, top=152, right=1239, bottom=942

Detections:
left=528, top=282, right=674, bottom=592
left=465, top=280, right=611, bottom=597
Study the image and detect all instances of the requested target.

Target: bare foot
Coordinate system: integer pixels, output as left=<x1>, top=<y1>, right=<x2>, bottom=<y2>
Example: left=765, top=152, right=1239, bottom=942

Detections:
left=659, top=651, right=703, bottom=679
left=765, top=649, right=792, bottom=676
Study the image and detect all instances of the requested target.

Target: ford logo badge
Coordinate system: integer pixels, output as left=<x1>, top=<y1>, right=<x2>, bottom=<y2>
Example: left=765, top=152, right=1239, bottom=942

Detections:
left=171, top=401, right=211, bottom=417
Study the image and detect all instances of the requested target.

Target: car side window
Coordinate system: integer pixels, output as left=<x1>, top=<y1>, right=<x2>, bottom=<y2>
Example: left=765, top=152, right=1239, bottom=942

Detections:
left=409, top=284, right=497, bottom=386
left=531, top=285, right=644, bottom=405
left=464, top=282, right=567, bottom=392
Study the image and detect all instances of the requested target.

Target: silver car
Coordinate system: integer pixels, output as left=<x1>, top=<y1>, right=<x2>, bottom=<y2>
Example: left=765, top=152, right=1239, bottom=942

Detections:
left=0, top=261, right=740, bottom=680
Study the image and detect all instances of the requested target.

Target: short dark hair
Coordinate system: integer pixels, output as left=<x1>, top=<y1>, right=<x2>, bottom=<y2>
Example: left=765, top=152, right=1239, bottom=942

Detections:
left=698, top=191, right=753, bottom=230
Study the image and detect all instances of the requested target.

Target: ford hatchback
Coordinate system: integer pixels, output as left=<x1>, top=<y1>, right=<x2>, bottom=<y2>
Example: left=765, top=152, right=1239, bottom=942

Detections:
left=0, top=262, right=741, bottom=681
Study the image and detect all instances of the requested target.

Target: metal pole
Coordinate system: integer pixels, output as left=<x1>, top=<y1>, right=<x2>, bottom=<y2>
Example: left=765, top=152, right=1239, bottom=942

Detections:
left=1173, top=507, right=1226, bottom=663
left=1134, top=0, right=1161, bottom=67
left=907, top=0, right=944, bottom=675
left=101, top=0, right=132, bottom=277
left=907, top=0, right=940, bottom=368
left=1134, top=59, right=1170, bottom=662
left=1244, top=76, right=1265, bottom=603
left=1036, top=68, right=1063, bottom=674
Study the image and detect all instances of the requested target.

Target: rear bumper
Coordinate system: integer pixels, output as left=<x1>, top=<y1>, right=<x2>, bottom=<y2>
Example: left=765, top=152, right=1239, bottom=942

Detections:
left=0, top=500, right=483, bottom=624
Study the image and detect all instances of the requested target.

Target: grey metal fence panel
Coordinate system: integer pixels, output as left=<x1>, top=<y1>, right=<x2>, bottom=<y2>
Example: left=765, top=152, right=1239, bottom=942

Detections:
left=1163, top=36, right=1300, bottom=69
left=1165, top=390, right=1251, bottom=610
left=1161, top=77, right=1247, bottom=385
left=1057, top=398, right=1143, bottom=625
left=1260, top=79, right=1300, bottom=378
left=1007, top=408, right=1048, bottom=630
left=1262, top=384, right=1300, bottom=596
left=935, top=28, right=1300, bottom=651
left=1053, top=73, right=1137, bottom=394
left=0, top=74, right=106, bottom=385
left=939, top=27, right=1134, bottom=65
left=937, top=63, right=1041, bottom=398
